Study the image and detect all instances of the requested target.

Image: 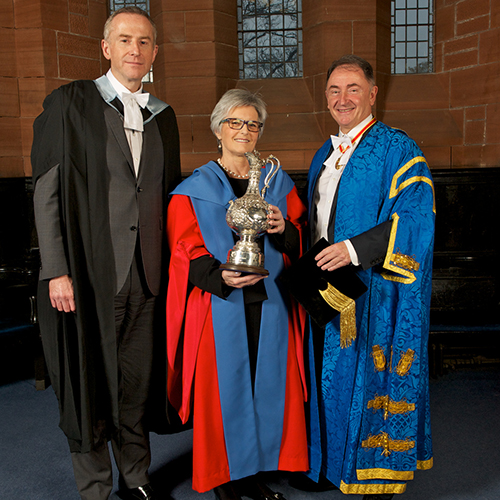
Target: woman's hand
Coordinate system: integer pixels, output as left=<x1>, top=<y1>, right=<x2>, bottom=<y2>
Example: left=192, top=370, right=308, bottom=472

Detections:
left=222, top=270, right=266, bottom=288
left=267, top=205, right=285, bottom=235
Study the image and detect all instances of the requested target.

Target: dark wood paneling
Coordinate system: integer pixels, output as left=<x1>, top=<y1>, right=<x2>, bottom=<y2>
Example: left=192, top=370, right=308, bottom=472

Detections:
left=431, top=168, right=500, bottom=324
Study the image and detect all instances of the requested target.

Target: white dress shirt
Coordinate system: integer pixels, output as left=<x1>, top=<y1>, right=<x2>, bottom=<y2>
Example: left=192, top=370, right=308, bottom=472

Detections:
left=314, top=115, right=375, bottom=265
left=106, top=69, right=149, bottom=176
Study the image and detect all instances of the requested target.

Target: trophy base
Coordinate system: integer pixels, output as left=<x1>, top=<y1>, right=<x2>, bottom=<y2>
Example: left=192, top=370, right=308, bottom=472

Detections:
left=220, top=262, right=269, bottom=276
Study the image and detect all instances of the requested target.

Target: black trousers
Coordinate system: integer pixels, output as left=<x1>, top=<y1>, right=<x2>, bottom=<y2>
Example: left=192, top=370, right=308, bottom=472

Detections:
left=71, top=256, right=155, bottom=500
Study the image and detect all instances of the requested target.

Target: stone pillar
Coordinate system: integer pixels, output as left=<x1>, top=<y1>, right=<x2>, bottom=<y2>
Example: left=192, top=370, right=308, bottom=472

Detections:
left=301, top=0, right=390, bottom=137
left=151, top=0, right=238, bottom=171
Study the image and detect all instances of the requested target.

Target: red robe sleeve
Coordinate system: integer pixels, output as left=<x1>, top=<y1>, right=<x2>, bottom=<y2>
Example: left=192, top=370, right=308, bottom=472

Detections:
left=166, top=194, right=211, bottom=423
left=284, top=186, right=308, bottom=401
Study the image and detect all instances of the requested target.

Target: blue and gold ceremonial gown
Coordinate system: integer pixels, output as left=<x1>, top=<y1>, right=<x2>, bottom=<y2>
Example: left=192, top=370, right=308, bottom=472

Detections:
left=306, top=121, right=435, bottom=495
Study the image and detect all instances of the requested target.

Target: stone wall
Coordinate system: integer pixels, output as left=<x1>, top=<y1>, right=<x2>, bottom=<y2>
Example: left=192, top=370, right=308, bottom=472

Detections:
left=384, top=0, right=500, bottom=168
left=1, top=0, right=108, bottom=177
left=1, top=0, right=498, bottom=178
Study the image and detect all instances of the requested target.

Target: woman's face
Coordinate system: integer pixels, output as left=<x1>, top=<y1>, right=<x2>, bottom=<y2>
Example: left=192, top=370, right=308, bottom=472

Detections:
left=217, top=106, right=260, bottom=160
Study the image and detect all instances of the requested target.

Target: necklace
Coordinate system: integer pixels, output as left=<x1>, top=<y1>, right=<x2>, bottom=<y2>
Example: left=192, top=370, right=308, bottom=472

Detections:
left=217, top=158, right=249, bottom=179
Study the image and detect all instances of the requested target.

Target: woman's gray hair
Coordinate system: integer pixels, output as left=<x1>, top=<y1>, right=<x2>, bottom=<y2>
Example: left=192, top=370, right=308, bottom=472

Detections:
left=210, top=89, right=268, bottom=138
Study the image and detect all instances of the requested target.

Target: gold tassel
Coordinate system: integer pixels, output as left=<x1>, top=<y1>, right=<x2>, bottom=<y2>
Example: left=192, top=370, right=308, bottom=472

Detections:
left=319, top=282, right=357, bottom=348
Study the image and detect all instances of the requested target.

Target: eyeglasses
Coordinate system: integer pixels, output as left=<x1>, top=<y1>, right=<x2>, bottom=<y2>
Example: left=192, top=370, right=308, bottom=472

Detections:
left=220, top=118, right=263, bottom=133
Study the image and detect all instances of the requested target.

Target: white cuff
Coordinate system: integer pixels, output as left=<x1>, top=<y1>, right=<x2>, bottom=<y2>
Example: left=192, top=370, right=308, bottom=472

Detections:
left=344, top=239, right=359, bottom=266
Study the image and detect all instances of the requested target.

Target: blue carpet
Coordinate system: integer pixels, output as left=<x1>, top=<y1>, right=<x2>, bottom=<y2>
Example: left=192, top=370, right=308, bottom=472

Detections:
left=1, top=367, right=500, bottom=499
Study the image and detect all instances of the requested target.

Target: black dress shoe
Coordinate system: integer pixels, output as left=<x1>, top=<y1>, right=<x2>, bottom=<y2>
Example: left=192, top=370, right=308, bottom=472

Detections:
left=241, top=479, right=286, bottom=500
left=214, top=482, right=243, bottom=500
left=118, top=483, right=157, bottom=500
left=362, top=495, right=394, bottom=500
left=288, top=473, right=338, bottom=492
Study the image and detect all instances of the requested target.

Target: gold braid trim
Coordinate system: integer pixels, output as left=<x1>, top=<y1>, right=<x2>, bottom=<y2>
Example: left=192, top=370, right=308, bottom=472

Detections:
left=362, top=432, right=415, bottom=457
left=355, top=460, right=434, bottom=482
left=389, top=156, right=436, bottom=214
left=371, top=345, right=387, bottom=372
left=382, top=214, right=416, bottom=284
left=367, top=394, right=416, bottom=420
left=396, top=349, right=416, bottom=376
left=357, top=468, right=414, bottom=481
left=418, top=458, right=434, bottom=470
left=382, top=157, right=435, bottom=283
left=340, top=480, right=407, bottom=495
left=319, top=282, right=356, bottom=348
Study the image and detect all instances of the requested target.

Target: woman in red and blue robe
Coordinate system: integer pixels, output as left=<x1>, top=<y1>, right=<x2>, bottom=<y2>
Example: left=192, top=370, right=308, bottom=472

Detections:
left=165, top=89, right=308, bottom=499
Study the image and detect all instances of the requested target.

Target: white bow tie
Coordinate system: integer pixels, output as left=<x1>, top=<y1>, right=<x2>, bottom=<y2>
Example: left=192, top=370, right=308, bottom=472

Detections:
left=122, top=92, right=149, bottom=132
left=330, top=135, right=352, bottom=152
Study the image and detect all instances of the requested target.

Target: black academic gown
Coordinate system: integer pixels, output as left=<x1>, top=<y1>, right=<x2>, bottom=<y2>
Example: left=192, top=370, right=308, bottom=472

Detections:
left=31, top=80, right=181, bottom=453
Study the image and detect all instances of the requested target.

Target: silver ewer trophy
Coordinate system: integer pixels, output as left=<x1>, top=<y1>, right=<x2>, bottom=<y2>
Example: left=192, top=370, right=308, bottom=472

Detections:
left=220, top=150, right=281, bottom=276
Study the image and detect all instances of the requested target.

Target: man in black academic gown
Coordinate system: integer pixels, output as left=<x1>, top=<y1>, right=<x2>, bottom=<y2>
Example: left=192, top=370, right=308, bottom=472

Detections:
left=31, top=7, right=181, bottom=500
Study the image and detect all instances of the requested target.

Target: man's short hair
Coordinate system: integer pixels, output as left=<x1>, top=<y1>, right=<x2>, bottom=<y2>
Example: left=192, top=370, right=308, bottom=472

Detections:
left=103, top=7, right=157, bottom=44
left=326, top=55, right=375, bottom=87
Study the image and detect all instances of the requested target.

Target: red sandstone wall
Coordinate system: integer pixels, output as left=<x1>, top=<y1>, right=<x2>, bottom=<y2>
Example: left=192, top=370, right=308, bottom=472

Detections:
left=150, top=0, right=239, bottom=172
left=1, top=0, right=108, bottom=178
left=383, top=0, right=500, bottom=168
left=1, top=0, right=498, bottom=178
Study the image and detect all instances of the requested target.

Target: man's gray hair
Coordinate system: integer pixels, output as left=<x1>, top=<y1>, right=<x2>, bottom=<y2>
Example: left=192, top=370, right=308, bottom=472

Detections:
left=103, top=6, right=157, bottom=44
left=210, top=89, right=268, bottom=138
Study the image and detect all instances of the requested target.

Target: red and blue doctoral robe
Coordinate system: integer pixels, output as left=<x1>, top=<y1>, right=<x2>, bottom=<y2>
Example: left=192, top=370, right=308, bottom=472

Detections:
left=166, top=161, right=308, bottom=492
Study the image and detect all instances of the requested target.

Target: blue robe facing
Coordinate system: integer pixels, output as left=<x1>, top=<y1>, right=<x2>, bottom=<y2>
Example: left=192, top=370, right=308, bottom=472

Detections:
left=307, top=121, right=435, bottom=495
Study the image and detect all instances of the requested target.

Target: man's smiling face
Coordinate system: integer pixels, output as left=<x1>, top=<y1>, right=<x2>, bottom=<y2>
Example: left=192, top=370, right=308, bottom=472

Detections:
left=325, top=65, right=378, bottom=134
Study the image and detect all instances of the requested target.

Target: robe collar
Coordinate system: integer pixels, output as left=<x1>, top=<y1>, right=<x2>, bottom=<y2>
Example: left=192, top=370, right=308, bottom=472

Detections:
left=94, top=74, right=169, bottom=124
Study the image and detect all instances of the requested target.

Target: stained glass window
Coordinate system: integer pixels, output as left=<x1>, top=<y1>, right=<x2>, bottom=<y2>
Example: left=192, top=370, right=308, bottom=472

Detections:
left=238, top=0, right=303, bottom=79
left=391, top=0, right=434, bottom=74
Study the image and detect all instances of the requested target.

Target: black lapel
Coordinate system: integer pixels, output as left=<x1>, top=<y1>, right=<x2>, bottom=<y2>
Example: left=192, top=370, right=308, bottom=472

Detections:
left=103, top=100, right=134, bottom=173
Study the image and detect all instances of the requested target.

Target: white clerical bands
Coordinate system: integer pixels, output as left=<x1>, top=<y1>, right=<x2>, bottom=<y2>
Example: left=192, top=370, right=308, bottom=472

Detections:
left=122, top=92, right=149, bottom=132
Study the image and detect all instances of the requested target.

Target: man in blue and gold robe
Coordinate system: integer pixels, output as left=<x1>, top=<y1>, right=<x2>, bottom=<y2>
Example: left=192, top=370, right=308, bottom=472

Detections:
left=304, top=55, right=435, bottom=499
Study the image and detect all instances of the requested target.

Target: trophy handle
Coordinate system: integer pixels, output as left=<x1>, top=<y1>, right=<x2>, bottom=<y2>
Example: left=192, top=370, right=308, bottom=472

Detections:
left=261, top=155, right=281, bottom=198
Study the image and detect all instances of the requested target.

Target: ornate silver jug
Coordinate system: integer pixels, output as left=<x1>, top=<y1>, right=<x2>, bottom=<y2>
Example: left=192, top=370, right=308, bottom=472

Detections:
left=220, top=150, right=281, bottom=276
